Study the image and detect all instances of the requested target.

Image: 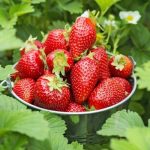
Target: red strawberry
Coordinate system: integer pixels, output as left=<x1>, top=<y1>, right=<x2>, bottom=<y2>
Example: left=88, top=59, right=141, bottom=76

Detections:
left=34, top=74, right=70, bottom=111
left=13, top=78, right=35, bottom=103
left=88, top=78, right=126, bottom=109
left=46, top=49, right=73, bottom=76
left=66, top=102, right=86, bottom=112
left=16, top=50, right=44, bottom=79
left=69, top=17, right=96, bottom=60
left=91, top=47, right=110, bottom=80
left=109, top=54, right=133, bottom=78
left=112, top=77, right=132, bottom=96
left=70, top=54, right=100, bottom=104
left=43, top=29, right=67, bottom=55
left=20, top=35, right=43, bottom=56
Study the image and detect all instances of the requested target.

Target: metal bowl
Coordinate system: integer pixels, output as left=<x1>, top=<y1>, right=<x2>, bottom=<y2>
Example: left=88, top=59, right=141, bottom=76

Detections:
left=5, top=74, right=137, bottom=144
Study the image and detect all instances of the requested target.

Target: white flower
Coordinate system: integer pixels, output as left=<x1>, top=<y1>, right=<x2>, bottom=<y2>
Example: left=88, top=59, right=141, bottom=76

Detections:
left=119, top=11, right=141, bottom=24
left=103, top=20, right=117, bottom=27
left=81, top=10, right=89, bottom=18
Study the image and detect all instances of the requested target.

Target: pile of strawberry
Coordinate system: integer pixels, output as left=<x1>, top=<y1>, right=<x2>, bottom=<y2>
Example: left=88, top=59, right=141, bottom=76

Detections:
left=12, top=13, right=133, bottom=112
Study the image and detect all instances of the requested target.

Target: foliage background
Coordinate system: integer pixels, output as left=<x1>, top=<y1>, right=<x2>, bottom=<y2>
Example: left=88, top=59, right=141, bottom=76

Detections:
left=0, top=0, right=150, bottom=149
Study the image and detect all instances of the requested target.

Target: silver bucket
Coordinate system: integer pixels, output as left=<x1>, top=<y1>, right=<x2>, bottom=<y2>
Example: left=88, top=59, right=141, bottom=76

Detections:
left=4, top=74, right=137, bottom=144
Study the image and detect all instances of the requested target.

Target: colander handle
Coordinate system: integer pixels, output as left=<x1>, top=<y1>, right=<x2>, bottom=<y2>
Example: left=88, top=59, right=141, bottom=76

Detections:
left=0, top=80, right=10, bottom=89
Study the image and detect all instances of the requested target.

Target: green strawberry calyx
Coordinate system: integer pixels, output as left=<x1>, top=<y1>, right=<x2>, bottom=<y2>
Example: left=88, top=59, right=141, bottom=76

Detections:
left=63, top=24, right=71, bottom=42
left=20, top=35, right=38, bottom=52
left=53, top=51, right=69, bottom=76
left=111, top=54, right=126, bottom=71
left=44, top=75, right=68, bottom=93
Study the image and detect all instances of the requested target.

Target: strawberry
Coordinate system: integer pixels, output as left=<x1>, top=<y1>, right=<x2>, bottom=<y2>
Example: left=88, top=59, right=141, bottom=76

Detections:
left=69, top=17, right=96, bottom=60
left=43, top=29, right=67, bottom=55
left=70, top=54, right=100, bottom=104
left=91, top=47, right=110, bottom=80
left=109, top=54, right=133, bottom=78
left=46, top=49, right=73, bottom=76
left=112, top=77, right=132, bottom=96
left=16, top=50, right=44, bottom=79
left=13, top=78, right=35, bottom=103
left=66, top=102, right=86, bottom=112
left=34, top=74, right=70, bottom=111
left=20, top=35, right=43, bottom=56
left=88, top=78, right=126, bottom=109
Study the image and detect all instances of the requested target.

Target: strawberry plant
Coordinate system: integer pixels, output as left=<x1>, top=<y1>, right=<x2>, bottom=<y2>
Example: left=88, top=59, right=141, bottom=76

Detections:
left=0, top=0, right=150, bottom=150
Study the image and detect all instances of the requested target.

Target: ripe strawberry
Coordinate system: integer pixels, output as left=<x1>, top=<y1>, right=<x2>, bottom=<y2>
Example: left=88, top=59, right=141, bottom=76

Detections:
left=91, top=47, right=110, bottom=80
left=34, top=74, right=70, bottom=111
left=66, top=102, right=86, bottom=112
left=20, top=35, right=43, bottom=56
left=16, top=50, right=44, bottom=79
left=70, top=54, right=100, bottom=104
left=69, top=17, right=96, bottom=60
left=43, top=29, right=67, bottom=55
left=88, top=78, right=126, bottom=109
left=46, top=49, right=73, bottom=76
left=112, top=77, right=132, bottom=96
left=13, top=78, right=35, bottom=103
left=109, top=54, right=133, bottom=78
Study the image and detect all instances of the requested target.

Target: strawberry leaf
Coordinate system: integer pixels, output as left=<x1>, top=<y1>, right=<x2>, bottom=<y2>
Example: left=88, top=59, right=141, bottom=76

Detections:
left=97, top=110, right=144, bottom=137
left=57, top=0, right=83, bottom=14
left=135, top=61, right=150, bottom=91
left=0, top=110, right=49, bottom=140
left=0, top=29, right=23, bottom=51
left=0, top=133, right=28, bottom=150
left=95, top=0, right=120, bottom=15
left=0, top=65, right=15, bottom=80
left=0, top=95, right=26, bottom=110
left=111, top=128, right=150, bottom=150
left=42, top=112, right=66, bottom=135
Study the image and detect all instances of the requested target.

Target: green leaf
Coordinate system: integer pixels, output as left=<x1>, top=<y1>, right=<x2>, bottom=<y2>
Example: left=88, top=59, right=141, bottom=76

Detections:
left=0, top=29, right=23, bottom=51
left=71, top=141, right=84, bottom=150
left=126, top=128, right=150, bottom=150
left=0, top=95, right=26, bottom=111
left=130, top=24, right=150, bottom=51
left=0, top=110, right=49, bottom=141
left=0, top=8, right=17, bottom=29
left=128, top=102, right=145, bottom=115
left=111, top=128, right=150, bottom=150
left=135, top=61, right=150, bottom=91
left=111, top=139, right=138, bottom=150
left=28, top=134, right=73, bottom=150
left=9, top=3, right=34, bottom=17
left=97, top=110, right=144, bottom=137
left=57, top=0, right=83, bottom=14
left=48, top=20, right=66, bottom=30
left=0, top=65, right=15, bottom=80
left=95, top=0, right=120, bottom=15
left=42, top=112, right=66, bottom=135
left=22, top=0, right=46, bottom=4
left=13, top=49, right=21, bottom=63
left=0, top=133, right=28, bottom=150
left=130, top=90, right=144, bottom=102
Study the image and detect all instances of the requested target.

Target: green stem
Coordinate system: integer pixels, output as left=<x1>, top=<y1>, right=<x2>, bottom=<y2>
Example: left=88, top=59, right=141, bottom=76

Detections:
left=105, top=25, right=112, bottom=45
left=113, top=35, right=120, bottom=54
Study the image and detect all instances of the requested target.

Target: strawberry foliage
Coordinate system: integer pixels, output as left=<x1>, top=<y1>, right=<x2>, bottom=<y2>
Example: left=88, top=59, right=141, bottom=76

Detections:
left=0, top=0, right=150, bottom=149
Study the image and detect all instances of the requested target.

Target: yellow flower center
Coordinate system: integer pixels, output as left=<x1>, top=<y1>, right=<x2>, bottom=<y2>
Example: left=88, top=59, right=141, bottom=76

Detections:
left=126, top=15, right=134, bottom=21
